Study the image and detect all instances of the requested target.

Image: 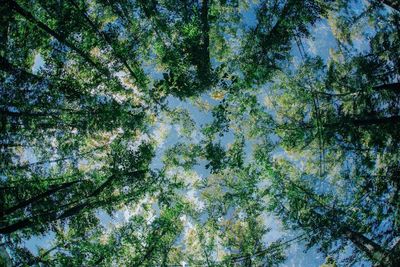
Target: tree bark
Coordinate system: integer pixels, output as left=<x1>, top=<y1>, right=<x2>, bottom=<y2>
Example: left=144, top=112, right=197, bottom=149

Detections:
left=0, top=55, right=42, bottom=82
left=0, top=109, right=61, bottom=118
left=285, top=179, right=396, bottom=266
left=1, top=180, right=81, bottom=218
left=380, top=0, right=400, bottom=12
left=66, top=0, right=143, bottom=86
left=0, top=54, right=93, bottom=100
left=0, top=3, right=11, bottom=56
left=0, top=170, right=144, bottom=234
left=0, top=199, right=95, bottom=234
left=349, top=115, right=400, bottom=127
left=7, top=0, right=109, bottom=77
left=373, top=82, right=400, bottom=93
left=326, top=115, right=400, bottom=128
left=343, top=227, right=393, bottom=266
left=199, top=0, right=211, bottom=84
left=389, top=240, right=400, bottom=266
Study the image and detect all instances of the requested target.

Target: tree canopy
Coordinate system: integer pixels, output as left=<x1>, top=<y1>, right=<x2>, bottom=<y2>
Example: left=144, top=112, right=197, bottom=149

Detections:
left=1, top=0, right=399, bottom=266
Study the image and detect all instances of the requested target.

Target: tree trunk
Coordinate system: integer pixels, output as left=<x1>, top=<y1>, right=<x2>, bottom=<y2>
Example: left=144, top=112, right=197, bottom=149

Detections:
left=327, top=115, right=400, bottom=128
left=199, top=0, right=211, bottom=84
left=287, top=179, right=396, bottom=265
left=0, top=109, right=61, bottom=118
left=344, top=227, right=393, bottom=266
left=373, top=82, right=400, bottom=93
left=380, top=0, right=400, bottom=12
left=0, top=200, right=93, bottom=234
left=0, top=55, right=42, bottom=82
left=0, top=3, right=11, bottom=56
left=0, top=170, right=144, bottom=234
left=350, top=115, right=400, bottom=127
left=0, top=217, right=35, bottom=234
left=7, top=0, right=109, bottom=77
left=1, top=180, right=81, bottom=218
left=7, top=145, right=106, bottom=171
left=389, top=240, right=400, bottom=266
left=66, top=0, right=143, bottom=86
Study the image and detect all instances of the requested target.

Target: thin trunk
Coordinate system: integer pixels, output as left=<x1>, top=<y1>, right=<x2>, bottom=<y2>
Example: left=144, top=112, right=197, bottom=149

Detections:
left=26, top=243, right=64, bottom=266
left=344, top=227, right=392, bottom=265
left=1, top=180, right=81, bottom=218
left=0, top=109, right=61, bottom=118
left=136, top=0, right=170, bottom=47
left=283, top=179, right=394, bottom=265
left=0, top=55, right=92, bottom=98
left=3, top=2, right=130, bottom=95
left=349, top=115, right=400, bottom=127
left=0, top=217, right=33, bottom=234
left=373, top=82, right=400, bottom=93
left=315, top=82, right=400, bottom=98
left=66, top=0, right=143, bottom=86
left=7, top=0, right=110, bottom=77
left=0, top=3, right=11, bottom=55
left=389, top=240, right=400, bottom=265
left=203, top=247, right=212, bottom=267
left=199, top=0, right=211, bottom=84
left=0, top=143, right=25, bottom=148
left=0, top=199, right=95, bottom=234
left=56, top=202, right=90, bottom=220
left=0, top=170, right=144, bottom=233
left=93, top=255, right=105, bottom=265
left=7, top=145, right=106, bottom=171
left=0, top=55, right=41, bottom=82
left=380, top=0, right=400, bottom=12
left=139, top=227, right=168, bottom=265
left=327, top=115, right=400, bottom=128
left=105, top=0, right=131, bottom=27
left=260, top=1, right=291, bottom=51
left=315, top=91, right=357, bottom=97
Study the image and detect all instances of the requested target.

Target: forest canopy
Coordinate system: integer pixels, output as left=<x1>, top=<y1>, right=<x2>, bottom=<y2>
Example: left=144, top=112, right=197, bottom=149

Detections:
left=0, top=0, right=399, bottom=266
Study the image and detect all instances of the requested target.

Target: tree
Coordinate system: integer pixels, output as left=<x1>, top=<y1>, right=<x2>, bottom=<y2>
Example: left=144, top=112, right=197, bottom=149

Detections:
left=4, top=0, right=398, bottom=265
left=260, top=2, right=400, bottom=263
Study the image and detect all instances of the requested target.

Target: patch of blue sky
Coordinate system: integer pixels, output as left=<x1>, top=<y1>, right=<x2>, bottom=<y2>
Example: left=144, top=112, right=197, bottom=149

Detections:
left=305, top=20, right=337, bottom=61
left=23, top=231, right=55, bottom=257
left=241, top=1, right=258, bottom=29
left=32, top=53, right=44, bottom=74
left=261, top=214, right=326, bottom=266
left=285, top=241, right=325, bottom=267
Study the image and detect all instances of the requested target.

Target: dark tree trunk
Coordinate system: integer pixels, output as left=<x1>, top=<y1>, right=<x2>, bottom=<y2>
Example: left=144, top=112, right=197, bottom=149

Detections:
left=0, top=170, right=144, bottom=234
left=1, top=180, right=81, bottom=217
left=0, top=55, right=42, bottom=82
left=327, top=115, right=400, bottom=128
left=373, top=82, right=400, bottom=93
left=389, top=240, right=400, bottom=266
left=350, top=115, right=400, bottom=127
left=380, top=0, right=400, bottom=12
left=0, top=217, right=34, bottom=234
left=0, top=109, right=61, bottom=118
left=0, top=200, right=93, bottom=234
left=0, top=3, right=11, bottom=54
left=199, top=0, right=211, bottom=85
left=66, top=0, right=142, bottom=86
left=344, top=227, right=393, bottom=266
left=7, top=0, right=109, bottom=77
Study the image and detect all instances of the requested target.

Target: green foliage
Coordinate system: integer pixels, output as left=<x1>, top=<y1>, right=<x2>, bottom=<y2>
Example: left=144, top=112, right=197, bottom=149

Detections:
left=1, top=0, right=399, bottom=266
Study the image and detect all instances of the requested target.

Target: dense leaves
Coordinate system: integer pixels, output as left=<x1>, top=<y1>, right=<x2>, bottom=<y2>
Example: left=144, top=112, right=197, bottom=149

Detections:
left=1, top=0, right=399, bottom=266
